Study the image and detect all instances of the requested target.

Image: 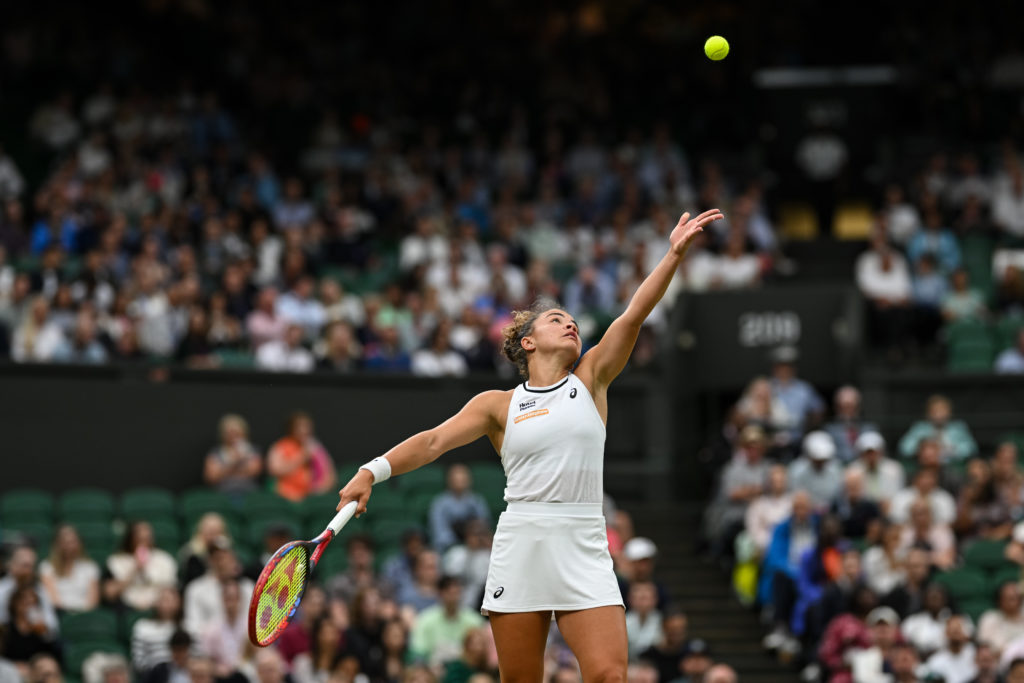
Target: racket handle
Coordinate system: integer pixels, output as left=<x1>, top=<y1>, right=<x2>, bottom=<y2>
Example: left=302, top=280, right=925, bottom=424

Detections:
left=327, top=501, right=359, bottom=535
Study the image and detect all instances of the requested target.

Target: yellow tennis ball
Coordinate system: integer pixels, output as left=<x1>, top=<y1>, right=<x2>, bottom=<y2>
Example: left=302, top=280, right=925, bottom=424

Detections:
left=704, top=35, right=729, bottom=61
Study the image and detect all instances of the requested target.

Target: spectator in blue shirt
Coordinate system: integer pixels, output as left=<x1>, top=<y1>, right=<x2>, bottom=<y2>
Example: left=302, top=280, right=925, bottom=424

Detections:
left=898, top=394, right=978, bottom=463
left=996, top=329, right=1024, bottom=374
left=429, top=464, right=490, bottom=553
left=907, top=208, right=962, bottom=274
left=768, top=346, right=826, bottom=454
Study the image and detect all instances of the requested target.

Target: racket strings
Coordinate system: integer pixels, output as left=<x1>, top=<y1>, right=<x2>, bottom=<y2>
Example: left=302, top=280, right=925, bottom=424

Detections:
left=254, top=545, right=309, bottom=644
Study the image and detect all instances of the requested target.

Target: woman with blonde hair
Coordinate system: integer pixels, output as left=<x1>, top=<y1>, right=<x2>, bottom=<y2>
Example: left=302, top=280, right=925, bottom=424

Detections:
left=179, top=512, right=233, bottom=586
left=337, top=209, right=723, bottom=683
left=204, top=413, right=262, bottom=495
left=39, top=524, right=100, bottom=613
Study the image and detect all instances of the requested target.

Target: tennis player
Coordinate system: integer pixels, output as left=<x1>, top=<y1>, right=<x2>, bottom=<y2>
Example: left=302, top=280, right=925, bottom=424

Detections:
left=337, top=208, right=723, bottom=683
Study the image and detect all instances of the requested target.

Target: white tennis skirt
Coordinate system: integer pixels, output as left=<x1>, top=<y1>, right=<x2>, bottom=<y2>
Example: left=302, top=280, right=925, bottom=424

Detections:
left=480, top=501, right=625, bottom=615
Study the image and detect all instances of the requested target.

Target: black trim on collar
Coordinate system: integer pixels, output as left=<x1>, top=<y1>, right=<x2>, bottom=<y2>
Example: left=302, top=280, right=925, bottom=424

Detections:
left=522, top=377, right=570, bottom=394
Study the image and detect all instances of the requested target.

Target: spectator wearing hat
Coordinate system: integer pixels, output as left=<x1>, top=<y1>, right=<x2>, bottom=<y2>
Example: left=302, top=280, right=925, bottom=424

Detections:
left=923, top=615, right=977, bottom=683
left=830, top=469, right=881, bottom=540
left=768, top=346, right=826, bottom=451
left=621, top=537, right=670, bottom=612
left=760, top=491, right=817, bottom=656
left=823, top=386, right=880, bottom=465
left=898, top=394, right=978, bottom=464
left=705, top=424, right=771, bottom=560
left=845, top=432, right=905, bottom=514
left=678, top=639, right=713, bottom=683
left=890, top=468, right=957, bottom=526
left=638, top=609, right=690, bottom=683
left=979, top=581, right=1024, bottom=654
left=787, top=431, right=844, bottom=509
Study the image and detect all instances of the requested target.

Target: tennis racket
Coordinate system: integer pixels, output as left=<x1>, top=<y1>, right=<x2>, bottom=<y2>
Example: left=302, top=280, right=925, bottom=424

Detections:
left=247, top=500, right=358, bottom=646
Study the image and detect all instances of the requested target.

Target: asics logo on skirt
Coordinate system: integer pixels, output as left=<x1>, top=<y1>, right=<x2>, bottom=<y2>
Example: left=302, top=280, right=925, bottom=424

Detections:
left=493, top=587, right=504, bottom=598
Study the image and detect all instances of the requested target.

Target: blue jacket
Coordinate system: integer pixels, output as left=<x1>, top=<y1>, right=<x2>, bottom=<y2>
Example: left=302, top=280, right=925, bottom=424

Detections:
left=757, top=514, right=819, bottom=605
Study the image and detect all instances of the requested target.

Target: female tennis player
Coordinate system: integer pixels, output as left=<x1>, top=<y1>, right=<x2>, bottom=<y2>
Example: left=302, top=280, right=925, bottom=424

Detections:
left=337, top=208, right=723, bottom=683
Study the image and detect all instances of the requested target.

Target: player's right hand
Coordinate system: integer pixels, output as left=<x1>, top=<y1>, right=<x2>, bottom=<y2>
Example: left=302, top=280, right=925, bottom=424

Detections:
left=337, top=469, right=374, bottom=517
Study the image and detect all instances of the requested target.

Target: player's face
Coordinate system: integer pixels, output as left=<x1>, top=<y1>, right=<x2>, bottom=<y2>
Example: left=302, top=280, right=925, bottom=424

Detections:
left=526, top=309, right=581, bottom=357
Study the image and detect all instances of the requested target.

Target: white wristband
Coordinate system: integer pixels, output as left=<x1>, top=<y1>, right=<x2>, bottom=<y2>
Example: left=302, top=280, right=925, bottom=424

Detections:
left=359, top=457, right=392, bottom=484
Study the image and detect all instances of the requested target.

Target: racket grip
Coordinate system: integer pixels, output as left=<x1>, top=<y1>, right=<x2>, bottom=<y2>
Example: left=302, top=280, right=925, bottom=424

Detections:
left=327, top=501, right=359, bottom=535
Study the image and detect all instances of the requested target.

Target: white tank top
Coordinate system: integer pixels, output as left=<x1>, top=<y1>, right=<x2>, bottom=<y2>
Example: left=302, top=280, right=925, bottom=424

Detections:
left=499, top=372, right=606, bottom=505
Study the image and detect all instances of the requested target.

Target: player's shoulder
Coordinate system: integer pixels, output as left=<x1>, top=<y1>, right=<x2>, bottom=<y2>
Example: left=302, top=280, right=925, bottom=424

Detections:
left=472, top=388, right=515, bottom=406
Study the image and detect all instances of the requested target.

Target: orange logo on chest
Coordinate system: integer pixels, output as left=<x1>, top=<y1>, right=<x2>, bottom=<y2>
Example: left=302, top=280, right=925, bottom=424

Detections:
left=514, top=409, right=549, bottom=424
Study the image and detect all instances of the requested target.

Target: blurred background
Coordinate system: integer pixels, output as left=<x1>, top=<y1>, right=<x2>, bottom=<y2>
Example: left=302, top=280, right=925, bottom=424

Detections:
left=2, top=1, right=1024, bottom=682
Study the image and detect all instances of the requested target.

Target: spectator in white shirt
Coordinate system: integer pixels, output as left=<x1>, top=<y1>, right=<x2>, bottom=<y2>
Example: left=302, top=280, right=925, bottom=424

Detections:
left=883, top=184, right=922, bottom=246
left=198, top=581, right=250, bottom=680
left=0, top=143, right=25, bottom=201
left=856, top=229, right=913, bottom=356
left=625, top=581, right=662, bottom=658
left=889, top=468, right=957, bottom=526
left=131, top=586, right=182, bottom=673
left=12, top=295, right=65, bottom=363
left=710, top=230, right=761, bottom=290
left=996, top=329, right=1024, bottom=374
left=924, top=615, right=977, bottom=683
left=400, top=214, right=449, bottom=272
left=993, top=166, right=1024, bottom=240
left=743, top=465, right=793, bottom=556
left=276, top=276, right=326, bottom=339
left=978, top=581, right=1024, bottom=654
left=183, top=542, right=253, bottom=640
left=901, top=583, right=955, bottom=656
left=411, top=320, right=468, bottom=377
left=899, top=498, right=955, bottom=569
left=256, top=323, right=315, bottom=373
left=39, top=525, right=99, bottom=613
left=485, top=244, right=527, bottom=303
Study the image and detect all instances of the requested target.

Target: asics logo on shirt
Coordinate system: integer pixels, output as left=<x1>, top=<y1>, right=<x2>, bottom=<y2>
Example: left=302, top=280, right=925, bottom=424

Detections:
left=570, top=388, right=577, bottom=398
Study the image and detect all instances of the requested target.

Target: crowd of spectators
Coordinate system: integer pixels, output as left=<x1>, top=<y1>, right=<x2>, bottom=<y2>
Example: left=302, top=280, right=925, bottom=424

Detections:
left=703, top=346, right=1024, bottom=681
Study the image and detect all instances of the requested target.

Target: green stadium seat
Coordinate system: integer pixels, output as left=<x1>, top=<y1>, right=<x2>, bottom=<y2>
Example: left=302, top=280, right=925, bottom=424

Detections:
left=944, top=318, right=992, bottom=347
left=370, top=518, right=423, bottom=550
left=948, top=338, right=997, bottom=372
left=3, top=521, right=54, bottom=550
left=394, top=467, right=446, bottom=494
left=241, top=491, right=298, bottom=519
left=409, top=492, right=436, bottom=525
left=147, top=517, right=182, bottom=554
left=1, top=489, right=55, bottom=523
left=935, top=568, right=989, bottom=602
left=214, top=349, right=256, bottom=369
left=179, top=488, right=239, bottom=522
left=995, top=315, right=1024, bottom=351
left=299, top=493, right=341, bottom=524
left=365, top=494, right=408, bottom=520
left=71, top=521, right=117, bottom=562
left=959, top=598, right=994, bottom=624
left=315, top=547, right=348, bottom=579
left=246, top=517, right=300, bottom=550
left=60, top=609, right=118, bottom=643
left=961, top=234, right=995, bottom=300
left=964, top=539, right=1014, bottom=572
left=59, top=489, right=116, bottom=522
left=64, top=641, right=128, bottom=680
left=120, top=488, right=176, bottom=521
left=469, top=463, right=506, bottom=498
left=989, top=566, right=1022, bottom=593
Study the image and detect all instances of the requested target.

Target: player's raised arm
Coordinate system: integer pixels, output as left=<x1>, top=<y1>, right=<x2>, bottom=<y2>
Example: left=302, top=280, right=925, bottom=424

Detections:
left=336, top=389, right=506, bottom=515
left=580, top=209, right=723, bottom=387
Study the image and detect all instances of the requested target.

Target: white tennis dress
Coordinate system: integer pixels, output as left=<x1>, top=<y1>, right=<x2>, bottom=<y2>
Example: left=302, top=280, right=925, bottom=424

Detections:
left=480, top=372, right=624, bottom=615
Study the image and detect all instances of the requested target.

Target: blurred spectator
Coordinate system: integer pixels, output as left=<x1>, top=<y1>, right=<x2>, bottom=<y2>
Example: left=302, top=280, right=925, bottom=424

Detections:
left=0, top=144, right=25, bottom=201
left=710, top=230, right=761, bottom=290
left=996, top=329, right=1024, bottom=373
left=244, top=523, right=295, bottom=583
left=0, top=547, right=58, bottom=634
left=733, top=377, right=792, bottom=452
left=677, top=638, right=713, bottom=683
left=382, top=530, right=427, bottom=602
left=993, top=166, right=1024, bottom=240
left=955, top=458, right=1014, bottom=542
left=972, top=642, right=1001, bottom=683
left=942, top=268, right=988, bottom=322
left=900, top=583, right=955, bottom=655
left=791, top=515, right=845, bottom=641
left=442, top=519, right=492, bottom=610
left=883, top=184, right=922, bottom=246
left=883, top=547, right=933, bottom=620
left=830, top=469, right=881, bottom=540
left=105, top=521, right=178, bottom=611
left=743, top=465, right=794, bottom=557
left=889, top=467, right=957, bottom=526
left=131, top=586, right=182, bottom=673
left=39, top=524, right=99, bottom=612
left=908, top=208, right=962, bottom=273
left=822, top=386, right=879, bottom=465
left=923, top=614, right=976, bottom=683
left=817, top=600, right=888, bottom=683
left=277, top=276, right=326, bottom=340
left=898, top=394, right=978, bottom=463
left=441, top=628, right=491, bottom=683
left=624, top=581, right=662, bottom=658
left=397, top=551, right=441, bottom=613
left=705, top=424, right=770, bottom=559
left=408, top=577, right=484, bottom=667
left=909, top=253, right=947, bottom=347
left=978, top=581, right=1024, bottom=653
left=703, top=663, right=738, bottom=683
left=621, top=537, right=671, bottom=612
left=52, top=311, right=108, bottom=364
left=760, top=491, right=816, bottom=655
left=856, top=230, right=913, bottom=357
left=768, top=346, right=825, bottom=448
left=845, top=432, right=904, bottom=514
left=638, top=609, right=690, bottom=683
left=400, top=215, right=448, bottom=272
left=252, top=649, right=287, bottom=683
left=803, top=549, right=867, bottom=654
left=275, top=585, right=327, bottom=664
left=256, top=323, right=315, bottom=372
left=267, top=412, right=337, bottom=502
left=563, top=265, right=615, bottom=315
left=246, top=288, right=288, bottom=349
left=203, top=415, right=262, bottom=496
left=317, top=321, right=362, bottom=373
left=411, top=320, right=469, bottom=377
left=363, top=325, right=412, bottom=373
left=0, top=657, right=16, bottom=683
left=183, top=542, right=254, bottom=639
left=900, top=498, right=956, bottom=569
left=174, top=307, right=217, bottom=368
left=429, top=465, right=490, bottom=553
left=12, top=296, right=64, bottom=362
left=0, top=586, right=61, bottom=669
left=291, top=615, right=362, bottom=683
left=179, top=513, right=232, bottom=587
left=197, top=581, right=251, bottom=681
left=327, top=535, right=378, bottom=604
left=26, top=654, right=62, bottom=683
left=141, top=629, right=191, bottom=683
left=787, top=431, right=843, bottom=509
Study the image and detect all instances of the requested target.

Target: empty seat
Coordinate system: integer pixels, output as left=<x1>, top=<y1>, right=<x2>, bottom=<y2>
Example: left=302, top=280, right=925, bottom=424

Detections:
left=934, top=568, right=988, bottom=602
left=963, top=539, right=1014, bottom=572
left=60, top=609, right=119, bottom=643
left=59, top=489, right=115, bottom=522
left=120, top=488, right=176, bottom=521
left=1, top=489, right=55, bottom=523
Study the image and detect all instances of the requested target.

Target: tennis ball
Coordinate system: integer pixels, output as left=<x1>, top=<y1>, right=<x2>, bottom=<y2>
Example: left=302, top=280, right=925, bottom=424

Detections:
left=704, top=35, right=729, bottom=61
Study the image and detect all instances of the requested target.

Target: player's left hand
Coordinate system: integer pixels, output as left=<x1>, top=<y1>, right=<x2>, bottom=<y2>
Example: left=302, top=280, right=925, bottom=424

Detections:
left=669, top=209, right=724, bottom=256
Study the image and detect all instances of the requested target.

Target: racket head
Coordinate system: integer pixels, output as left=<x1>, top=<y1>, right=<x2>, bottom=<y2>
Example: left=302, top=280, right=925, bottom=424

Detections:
left=248, top=539, right=315, bottom=646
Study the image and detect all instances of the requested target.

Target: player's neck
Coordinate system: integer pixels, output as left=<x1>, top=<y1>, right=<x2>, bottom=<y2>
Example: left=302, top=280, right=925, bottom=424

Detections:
left=526, top=358, right=571, bottom=388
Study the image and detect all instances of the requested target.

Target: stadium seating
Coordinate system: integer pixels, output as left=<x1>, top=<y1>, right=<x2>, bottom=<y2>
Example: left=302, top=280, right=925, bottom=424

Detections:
left=963, top=539, right=1014, bottom=573
left=147, top=517, right=182, bottom=554
left=59, top=489, right=116, bottom=522
left=934, top=567, right=989, bottom=603
left=394, top=467, right=445, bottom=493
left=945, top=319, right=997, bottom=372
left=1, top=489, right=55, bottom=523
left=119, top=488, right=177, bottom=521
left=178, top=488, right=238, bottom=523
left=60, top=609, right=119, bottom=643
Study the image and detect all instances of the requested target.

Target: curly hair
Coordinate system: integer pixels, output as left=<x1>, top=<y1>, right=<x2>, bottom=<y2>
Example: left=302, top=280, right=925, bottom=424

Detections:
left=500, top=297, right=565, bottom=379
